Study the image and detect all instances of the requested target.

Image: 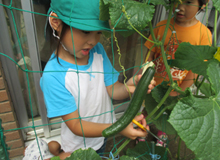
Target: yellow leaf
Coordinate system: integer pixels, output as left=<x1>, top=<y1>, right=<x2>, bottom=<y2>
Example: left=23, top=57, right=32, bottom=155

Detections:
left=214, top=47, right=220, bottom=62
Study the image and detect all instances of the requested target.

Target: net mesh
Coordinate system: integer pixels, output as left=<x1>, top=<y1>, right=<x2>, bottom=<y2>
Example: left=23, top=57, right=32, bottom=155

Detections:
left=0, top=0, right=217, bottom=159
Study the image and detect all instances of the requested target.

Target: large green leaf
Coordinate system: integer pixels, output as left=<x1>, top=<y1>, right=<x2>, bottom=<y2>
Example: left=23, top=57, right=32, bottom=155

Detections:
left=168, top=61, right=220, bottom=160
left=199, top=81, right=215, bottom=97
left=208, top=61, right=220, bottom=95
left=212, top=0, right=220, bottom=12
left=99, top=0, right=110, bottom=21
left=51, top=157, right=61, bottom=160
left=171, top=43, right=217, bottom=76
left=109, top=0, right=154, bottom=30
left=126, top=141, right=166, bottom=160
left=195, top=76, right=215, bottom=97
left=145, top=0, right=167, bottom=6
left=65, top=148, right=101, bottom=160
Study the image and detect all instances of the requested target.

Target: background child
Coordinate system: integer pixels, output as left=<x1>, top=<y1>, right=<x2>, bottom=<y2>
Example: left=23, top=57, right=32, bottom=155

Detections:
left=23, top=138, right=71, bottom=160
left=41, top=0, right=155, bottom=156
left=144, top=0, right=212, bottom=146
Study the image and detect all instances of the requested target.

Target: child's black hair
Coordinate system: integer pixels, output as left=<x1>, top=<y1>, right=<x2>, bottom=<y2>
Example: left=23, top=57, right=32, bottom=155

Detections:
left=46, top=20, right=69, bottom=63
left=170, top=0, right=208, bottom=11
left=198, top=0, right=207, bottom=10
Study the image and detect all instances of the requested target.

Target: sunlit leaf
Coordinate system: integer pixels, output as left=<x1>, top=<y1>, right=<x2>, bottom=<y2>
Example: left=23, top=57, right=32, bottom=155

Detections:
left=213, top=47, right=220, bottom=62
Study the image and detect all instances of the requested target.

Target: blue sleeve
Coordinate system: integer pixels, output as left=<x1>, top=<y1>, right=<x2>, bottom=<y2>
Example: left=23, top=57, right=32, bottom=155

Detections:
left=40, top=73, right=77, bottom=118
left=96, top=43, right=119, bottom=86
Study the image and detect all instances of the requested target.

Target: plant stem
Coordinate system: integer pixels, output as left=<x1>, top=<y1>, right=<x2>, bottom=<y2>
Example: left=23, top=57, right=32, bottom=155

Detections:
left=147, top=105, right=169, bottom=124
left=171, top=81, right=187, bottom=96
left=161, top=3, right=174, bottom=44
left=177, top=138, right=182, bottom=160
left=193, top=95, right=209, bottom=98
left=194, top=75, right=200, bottom=87
left=122, top=5, right=160, bottom=45
left=196, top=76, right=205, bottom=95
left=214, top=9, right=218, bottom=47
left=146, top=3, right=175, bottom=122
left=160, top=2, right=175, bottom=84
left=146, top=86, right=173, bottom=121
left=148, top=22, right=157, bottom=42
left=113, top=138, right=131, bottom=157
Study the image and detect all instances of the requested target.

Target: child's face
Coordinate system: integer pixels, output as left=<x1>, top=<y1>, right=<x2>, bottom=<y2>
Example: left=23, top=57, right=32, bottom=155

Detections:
left=61, top=27, right=102, bottom=64
left=173, top=0, right=200, bottom=26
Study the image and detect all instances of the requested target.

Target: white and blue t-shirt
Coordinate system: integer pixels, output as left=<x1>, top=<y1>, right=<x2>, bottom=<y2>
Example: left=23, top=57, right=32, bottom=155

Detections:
left=40, top=42, right=119, bottom=152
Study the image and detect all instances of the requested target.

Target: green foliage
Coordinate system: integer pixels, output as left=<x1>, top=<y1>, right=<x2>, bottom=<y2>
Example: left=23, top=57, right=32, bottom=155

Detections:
left=0, top=119, right=8, bottom=160
left=65, top=0, right=220, bottom=160
left=170, top=43, right=217, bottom=77
left=51, top=156, right=62, bottom=160
left=144, top=83, right=178, bottom=135
left=126, top=141, right=166, bottom=159
left=144, top=0, right=167, bottom=6
left=65, top=148, right=102, bottom=160
left=119, top=156, right=137, bottom=160
left=100, top=0, right=155, bottom=32
left=196, top=80, right=215, bottom=97
left=168, top=61, right=220, bottom=159
left=212, top=0, right=220, bottom=12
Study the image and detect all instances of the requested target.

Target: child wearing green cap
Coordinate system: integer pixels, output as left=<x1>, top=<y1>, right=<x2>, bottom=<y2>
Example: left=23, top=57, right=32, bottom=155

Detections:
left=40, top=0, right=155, bottom=156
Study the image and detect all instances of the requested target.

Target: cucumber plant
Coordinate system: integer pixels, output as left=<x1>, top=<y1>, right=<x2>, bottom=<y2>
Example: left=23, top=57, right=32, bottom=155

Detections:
left=100, top=0, right=220, bottom=159
left=54, top=0, right=220, bottom=159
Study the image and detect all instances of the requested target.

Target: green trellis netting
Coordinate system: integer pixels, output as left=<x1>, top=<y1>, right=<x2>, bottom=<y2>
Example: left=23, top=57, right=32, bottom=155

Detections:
left=0, top=0, right=219, bottom=160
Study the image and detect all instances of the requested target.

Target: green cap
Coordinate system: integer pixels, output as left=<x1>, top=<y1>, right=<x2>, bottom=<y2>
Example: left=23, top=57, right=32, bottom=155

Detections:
left=47, top=0, right=110, bottom=31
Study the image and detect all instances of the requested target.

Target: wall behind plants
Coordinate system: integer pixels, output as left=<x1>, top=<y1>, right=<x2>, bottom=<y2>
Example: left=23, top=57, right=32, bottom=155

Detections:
left=0, top=61, right=24, bottom=159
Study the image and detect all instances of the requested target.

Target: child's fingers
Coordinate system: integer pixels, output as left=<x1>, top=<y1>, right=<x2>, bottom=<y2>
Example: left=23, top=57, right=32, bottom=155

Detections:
left=147, top=78, right=156, bottom=93
left=133, top=128, right=148, bottom=139
left=133, top=114, right=144, bottom=122
left=120, top=115, right=148, bottom=140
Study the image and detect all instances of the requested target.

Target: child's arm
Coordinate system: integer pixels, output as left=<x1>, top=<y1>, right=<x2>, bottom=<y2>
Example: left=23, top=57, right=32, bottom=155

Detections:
left=106, top=75, right=155, bottom=100
left=62, top=110, right=148, bottom=139
left=62, top=111, right=111, bottom=137
left=169, top=71, right=198, bottom=96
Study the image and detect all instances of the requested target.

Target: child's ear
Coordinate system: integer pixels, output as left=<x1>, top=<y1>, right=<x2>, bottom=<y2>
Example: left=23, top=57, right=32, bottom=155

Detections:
left=200, top=0, right=209, bottom=11
left=200, top=4, right=206, bottom=10
left=49, top=12, right=63, bottom=33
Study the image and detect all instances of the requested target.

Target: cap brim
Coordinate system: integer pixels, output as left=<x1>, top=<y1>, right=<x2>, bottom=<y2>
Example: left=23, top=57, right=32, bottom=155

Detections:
left=62, top=19, right=111, bottom=31
left=44, top=16, right=111, bottom=40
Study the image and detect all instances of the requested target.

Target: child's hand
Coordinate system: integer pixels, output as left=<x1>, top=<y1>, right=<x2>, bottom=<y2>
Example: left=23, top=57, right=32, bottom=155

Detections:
left=119, top=114, right=149, bottom=140
left=126, top=75, right=156, bottom=94
left=169, top=91, right=180, bottom=97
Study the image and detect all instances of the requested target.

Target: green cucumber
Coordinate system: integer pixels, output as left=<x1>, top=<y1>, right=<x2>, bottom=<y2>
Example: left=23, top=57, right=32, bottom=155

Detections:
left=102, top=66, right=155, bottom=137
